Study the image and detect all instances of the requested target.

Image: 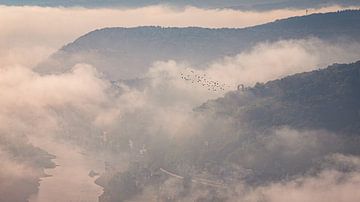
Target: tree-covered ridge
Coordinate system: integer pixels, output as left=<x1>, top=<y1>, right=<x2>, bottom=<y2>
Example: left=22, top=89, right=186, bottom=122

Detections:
left=37, top=10, right=360, bottom=80
left=202, top=61, right=360, bottom=134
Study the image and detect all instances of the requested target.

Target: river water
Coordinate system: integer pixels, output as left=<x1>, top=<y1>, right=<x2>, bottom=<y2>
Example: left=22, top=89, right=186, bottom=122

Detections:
left=28, top=136, right=104, bottom=202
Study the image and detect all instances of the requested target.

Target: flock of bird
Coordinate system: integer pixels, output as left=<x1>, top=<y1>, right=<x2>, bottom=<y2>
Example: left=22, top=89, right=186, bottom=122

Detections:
left=180, top=69, right=230, bottom=92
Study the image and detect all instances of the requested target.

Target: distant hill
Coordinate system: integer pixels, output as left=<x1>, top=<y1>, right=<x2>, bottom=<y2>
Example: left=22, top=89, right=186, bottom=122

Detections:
left=36, top=10, right=360, bottom=80
left=199, top=61, right=360, bottom=134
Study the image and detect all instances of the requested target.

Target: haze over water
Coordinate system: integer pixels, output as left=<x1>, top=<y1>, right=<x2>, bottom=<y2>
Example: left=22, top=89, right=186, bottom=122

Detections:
left=28, top=137, right=104, bottom=202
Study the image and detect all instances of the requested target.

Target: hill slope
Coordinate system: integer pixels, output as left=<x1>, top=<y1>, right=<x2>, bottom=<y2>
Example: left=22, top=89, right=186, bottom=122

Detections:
left=98, top=61, right=360, bottom=201
left=36, top=10, right=360, bottom=80
left=200, top=61, right=360, bottom=134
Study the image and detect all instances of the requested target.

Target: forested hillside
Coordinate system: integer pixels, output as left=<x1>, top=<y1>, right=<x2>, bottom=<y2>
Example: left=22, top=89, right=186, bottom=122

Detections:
left=98, top=61, right=360, bottom=201
left=36, top=10, right=360, bottom=80
left=201, top=61, right=360, bottom=134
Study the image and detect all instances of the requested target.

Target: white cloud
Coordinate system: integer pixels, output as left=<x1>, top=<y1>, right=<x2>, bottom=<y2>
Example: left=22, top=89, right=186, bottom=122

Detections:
left=241, top=156, right=360, bottom=202
left=206, top=38, right=360, bottom=87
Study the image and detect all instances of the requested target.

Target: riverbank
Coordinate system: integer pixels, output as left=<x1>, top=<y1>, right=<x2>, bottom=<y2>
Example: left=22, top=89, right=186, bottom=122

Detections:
left=28, top=136, right=104, bottom=202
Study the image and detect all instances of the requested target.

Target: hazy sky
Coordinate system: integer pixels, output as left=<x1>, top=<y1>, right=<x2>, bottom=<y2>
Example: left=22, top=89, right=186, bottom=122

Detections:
left=0, top=0, right=360, bottom=10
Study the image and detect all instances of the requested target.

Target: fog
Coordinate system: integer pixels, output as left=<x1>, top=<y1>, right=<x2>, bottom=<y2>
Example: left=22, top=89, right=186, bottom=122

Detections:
left=238, top=154, right=360, bottom=202
left=0, top=64, right=108, bottom=201
left=206, top=38, right=360, bottom=86
left=1, top=37, right=360, bottom=201
left=28, top=136, right=104, bottom=202
left=1, top=4, right=360, bottom=202
left=125, top=129, right=360, bottom=201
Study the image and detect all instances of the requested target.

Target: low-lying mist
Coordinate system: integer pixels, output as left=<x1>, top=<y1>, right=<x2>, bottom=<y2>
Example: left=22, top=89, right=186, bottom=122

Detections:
left=1, top=33, right=360, bottom=201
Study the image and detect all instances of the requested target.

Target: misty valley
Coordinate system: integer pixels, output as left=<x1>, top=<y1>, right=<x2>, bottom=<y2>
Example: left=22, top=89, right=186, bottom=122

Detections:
left=1, top=3, right=360, bottom=202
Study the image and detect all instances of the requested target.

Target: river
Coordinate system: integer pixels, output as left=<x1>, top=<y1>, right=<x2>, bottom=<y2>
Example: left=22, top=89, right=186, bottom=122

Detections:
left=28, top=136, right=104, bottom=202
